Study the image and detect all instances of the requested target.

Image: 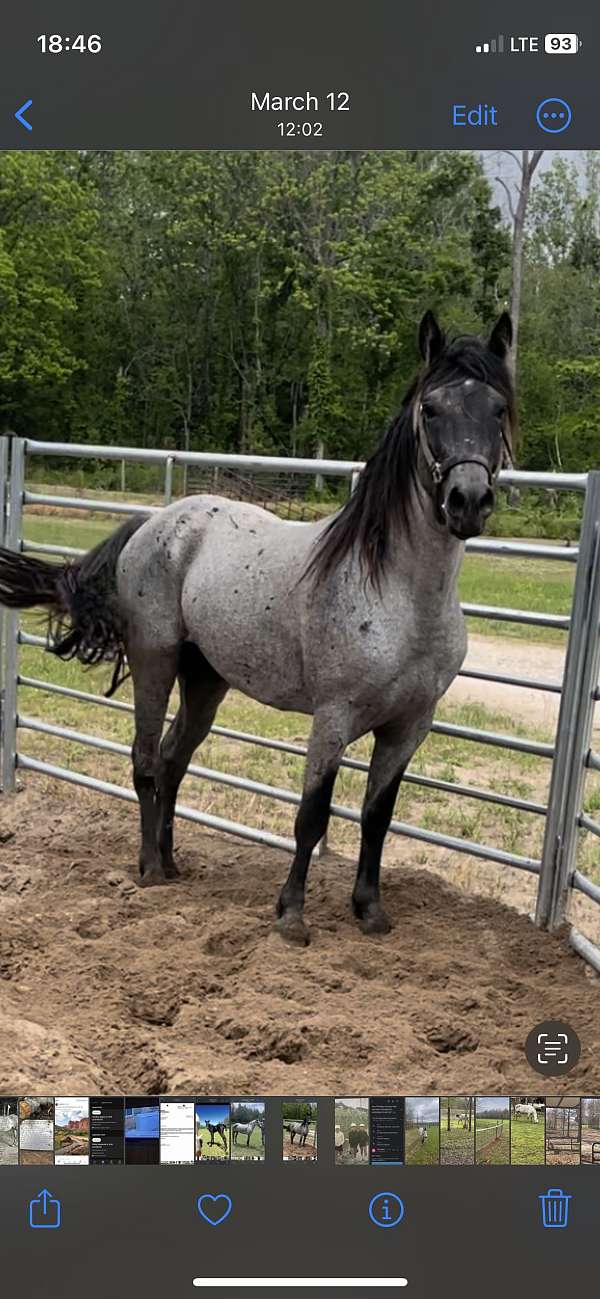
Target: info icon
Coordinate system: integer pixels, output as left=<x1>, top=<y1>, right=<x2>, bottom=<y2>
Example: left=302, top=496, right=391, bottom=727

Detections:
left=525, top=1020, right=581, bottom=1077
left=369, top=1192, right=404, bottom=1228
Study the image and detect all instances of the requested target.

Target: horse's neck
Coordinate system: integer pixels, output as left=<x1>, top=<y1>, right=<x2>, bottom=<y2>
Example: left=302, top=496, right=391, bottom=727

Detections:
left=385, top=493, right=464, bottom=605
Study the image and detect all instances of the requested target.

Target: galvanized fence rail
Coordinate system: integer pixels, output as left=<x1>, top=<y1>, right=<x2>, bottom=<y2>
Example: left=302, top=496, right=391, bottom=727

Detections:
left=1, top=436, right=599, bottom=967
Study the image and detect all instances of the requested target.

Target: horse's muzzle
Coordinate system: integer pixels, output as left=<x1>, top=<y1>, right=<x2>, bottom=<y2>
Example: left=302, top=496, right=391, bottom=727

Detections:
left=442, top=464, right=495, bottom=540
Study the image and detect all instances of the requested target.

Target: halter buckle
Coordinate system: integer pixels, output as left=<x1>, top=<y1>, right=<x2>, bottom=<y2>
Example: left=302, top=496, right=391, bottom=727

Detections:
left=431, top=462, right=443, bottom=485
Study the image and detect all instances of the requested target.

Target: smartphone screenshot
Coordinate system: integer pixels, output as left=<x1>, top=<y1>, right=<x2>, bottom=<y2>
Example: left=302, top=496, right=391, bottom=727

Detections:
left=0, top=1, right=599, bottom=1294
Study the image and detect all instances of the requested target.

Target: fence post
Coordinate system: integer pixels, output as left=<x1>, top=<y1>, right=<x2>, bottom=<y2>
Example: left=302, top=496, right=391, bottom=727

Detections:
left=535, top=470, right=600, bottom=930
left=164, top=454, right=174, bottom=505
left=0, top=437, right=25, bottom=794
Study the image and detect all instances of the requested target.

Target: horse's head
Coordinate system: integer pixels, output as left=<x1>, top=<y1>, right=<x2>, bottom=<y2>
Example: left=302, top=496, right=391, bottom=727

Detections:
left=414, top=311, right=515, bottom=541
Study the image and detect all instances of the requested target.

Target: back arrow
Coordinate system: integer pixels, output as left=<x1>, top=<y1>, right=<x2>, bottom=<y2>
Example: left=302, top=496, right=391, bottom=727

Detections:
left=15, top=99, right=33, bottom=131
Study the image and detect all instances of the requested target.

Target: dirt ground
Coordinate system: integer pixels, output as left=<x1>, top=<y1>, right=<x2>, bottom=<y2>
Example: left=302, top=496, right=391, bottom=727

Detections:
left=449, top=634, right=600, bottom=736
left=1, top=776, right=600, bottom=1096
left=282, top=1136, right=317, bottom=1160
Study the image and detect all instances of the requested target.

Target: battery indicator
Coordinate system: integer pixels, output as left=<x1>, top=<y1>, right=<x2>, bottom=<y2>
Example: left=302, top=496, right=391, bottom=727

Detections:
left=544, top=33, right=581, bottom=53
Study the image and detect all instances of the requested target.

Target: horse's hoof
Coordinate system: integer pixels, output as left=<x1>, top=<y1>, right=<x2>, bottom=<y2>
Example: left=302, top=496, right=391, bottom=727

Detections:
left=356, top=905, right=392, bottom=936
left=163, top=860, right=180, bottom=880
left=139, top=866, right=168, bottom=887
left=275, top=913, right=310, bottom=946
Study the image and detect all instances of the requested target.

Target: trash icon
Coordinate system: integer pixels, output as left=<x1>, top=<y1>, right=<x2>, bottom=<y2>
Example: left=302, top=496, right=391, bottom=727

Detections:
left=539, top=1188, right=572, bottom=1228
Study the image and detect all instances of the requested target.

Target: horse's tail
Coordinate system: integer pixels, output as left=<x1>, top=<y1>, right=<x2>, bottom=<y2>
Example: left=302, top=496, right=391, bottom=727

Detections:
left=0, top=514, right=148, bottom=690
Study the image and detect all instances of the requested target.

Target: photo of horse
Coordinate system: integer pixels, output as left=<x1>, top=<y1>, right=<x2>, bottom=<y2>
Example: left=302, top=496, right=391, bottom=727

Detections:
left=510, top=1096, right=545, bottom=1165
left=195, top=1103, right=230, bottom=1161
left=231, top=1101, right=265, bottom=1161
left=282, top=1101, right=317, bottom=1161
left=1, top=149, right=600, bottom=1099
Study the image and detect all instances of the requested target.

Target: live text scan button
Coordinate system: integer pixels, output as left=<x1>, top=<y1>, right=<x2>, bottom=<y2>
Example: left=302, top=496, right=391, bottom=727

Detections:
left=525, top=1020, right=581, bottom=1076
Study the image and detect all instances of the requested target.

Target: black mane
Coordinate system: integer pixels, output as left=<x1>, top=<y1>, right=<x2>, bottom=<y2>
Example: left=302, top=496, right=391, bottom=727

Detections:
left=307, top=331, right=516, bottom=588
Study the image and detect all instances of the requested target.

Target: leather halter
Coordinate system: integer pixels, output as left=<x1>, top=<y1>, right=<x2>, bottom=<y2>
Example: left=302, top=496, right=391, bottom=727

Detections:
left=414, top=400, right=513, bottom=489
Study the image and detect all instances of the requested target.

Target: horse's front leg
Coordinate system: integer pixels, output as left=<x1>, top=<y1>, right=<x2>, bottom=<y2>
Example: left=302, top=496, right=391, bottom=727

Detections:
left=276, top=710, right=347, bottom=946
left=353, top=713, right=432, bottom=934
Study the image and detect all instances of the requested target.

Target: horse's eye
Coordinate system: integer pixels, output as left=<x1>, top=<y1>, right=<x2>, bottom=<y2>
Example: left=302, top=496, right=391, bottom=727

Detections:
left=422, top=401, right=438, bottom=420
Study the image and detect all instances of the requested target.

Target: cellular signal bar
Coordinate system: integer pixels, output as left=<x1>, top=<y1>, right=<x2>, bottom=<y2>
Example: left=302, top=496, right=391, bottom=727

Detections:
left=475, top=35, right=505, bottom=53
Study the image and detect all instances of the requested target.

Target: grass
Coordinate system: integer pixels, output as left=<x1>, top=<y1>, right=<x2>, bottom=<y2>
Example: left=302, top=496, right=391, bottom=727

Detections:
left=439, top=1123, right=475, bottom=1166
left=231, top=1124, right=265, bottom=1161
left=196, top=1122, right=229, bottom=1160
left=405, top=1125, right=440, bottom=1166
left=475, top=1118, right=510, bottom=1165
left=510, top=1116, right=545, bottom=1166
left=459, top=552, right=574, bottom=644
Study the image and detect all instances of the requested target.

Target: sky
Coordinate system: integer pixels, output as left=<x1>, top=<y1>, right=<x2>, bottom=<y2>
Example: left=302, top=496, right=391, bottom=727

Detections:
left=195, top=1104, right=230, bottom=1125
left=481, top=148, right=586, bottom=218
left=55, top=1098, right=88, bottom=1128
left=477, top=1096, right=510, bottom=1114
left=406, top=1097, right=439, bottom=1124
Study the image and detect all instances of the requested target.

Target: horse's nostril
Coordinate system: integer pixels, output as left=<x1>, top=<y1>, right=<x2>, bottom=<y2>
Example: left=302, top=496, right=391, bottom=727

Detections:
left=480, top=488, right=495, bottom=514
left=447, top=486, right=466, bottom=513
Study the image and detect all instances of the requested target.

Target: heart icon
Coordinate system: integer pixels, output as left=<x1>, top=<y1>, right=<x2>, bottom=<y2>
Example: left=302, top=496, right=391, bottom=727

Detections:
left=197, top=1193, right=233, bottom=1227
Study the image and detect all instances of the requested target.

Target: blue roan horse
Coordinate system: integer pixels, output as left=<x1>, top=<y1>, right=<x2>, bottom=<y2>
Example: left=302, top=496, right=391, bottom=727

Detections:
left=0, top=312, right=515, bottom=946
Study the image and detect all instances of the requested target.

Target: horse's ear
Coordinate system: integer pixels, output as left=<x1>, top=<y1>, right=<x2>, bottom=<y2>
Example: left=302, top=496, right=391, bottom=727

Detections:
left=418, top=310, right=444, bottom=364
left=489, top=311, right=513, bottom=358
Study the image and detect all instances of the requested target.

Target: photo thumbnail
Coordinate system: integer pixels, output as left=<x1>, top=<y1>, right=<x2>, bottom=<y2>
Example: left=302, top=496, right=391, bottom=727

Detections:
left=440, top=1097, right=474, bottom=1167
left=231, top=1102, right=266, bottom=1161
left=334, top=1099, right=369, bottom=1165
left=196, top=1103, right=231, bottom=1162
left=54, top=1097, right=89, bottom=1164
left=510, top=1097, right=545, bottom=1166
left=283, top=1102, right=318, bottom=1161
left=405, top=1098, right=440, bottom=1166
left=581, top=1098, right=600, bottom=1165
left=125, top=1099, right=160, bottom=1166
left=475, top=1098, right=510, bottom=1166
left=0, top=1099, right=18, bottom=1167
left=19, top=1097, right=54, bottom=1167
left=546, top=1097, right=581, bottom=1166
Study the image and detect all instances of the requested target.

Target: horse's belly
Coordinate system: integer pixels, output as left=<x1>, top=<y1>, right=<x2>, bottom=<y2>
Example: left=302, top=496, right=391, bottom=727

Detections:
left=183, top=577, right=310, bottom=711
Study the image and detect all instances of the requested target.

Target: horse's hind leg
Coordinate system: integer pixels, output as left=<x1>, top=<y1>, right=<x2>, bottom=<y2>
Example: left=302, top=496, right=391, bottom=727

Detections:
left=276, top=709, right=347, bottom=946
left=129, top=644, right=180, bottom=886
left=156, top=643, right=228, bottom=875
left=352, top=714, right=432, bottom=934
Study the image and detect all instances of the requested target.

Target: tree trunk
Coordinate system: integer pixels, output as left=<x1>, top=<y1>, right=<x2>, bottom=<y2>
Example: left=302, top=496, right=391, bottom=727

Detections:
left=506, top=150, right=544, bottom=377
